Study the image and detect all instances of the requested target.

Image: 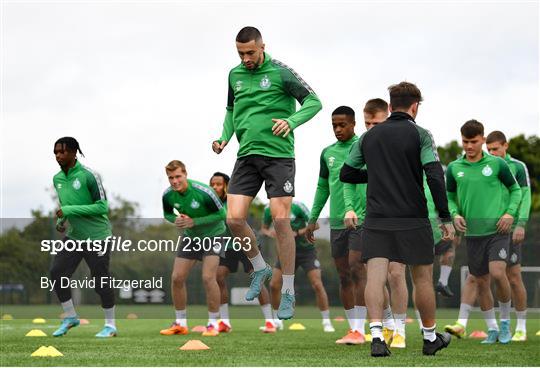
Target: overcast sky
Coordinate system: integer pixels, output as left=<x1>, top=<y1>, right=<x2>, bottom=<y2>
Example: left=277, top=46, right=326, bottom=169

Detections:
left=1, top=0, right=538, bottom=219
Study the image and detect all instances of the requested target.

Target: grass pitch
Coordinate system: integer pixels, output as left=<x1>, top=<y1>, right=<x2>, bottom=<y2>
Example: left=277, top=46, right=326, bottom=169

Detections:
left=1, top=305, right=539, bottom=366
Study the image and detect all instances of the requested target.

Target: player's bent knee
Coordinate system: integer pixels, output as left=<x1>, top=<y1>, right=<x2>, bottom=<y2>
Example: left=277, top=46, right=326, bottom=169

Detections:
left=171, top=273, right=187, bottom=286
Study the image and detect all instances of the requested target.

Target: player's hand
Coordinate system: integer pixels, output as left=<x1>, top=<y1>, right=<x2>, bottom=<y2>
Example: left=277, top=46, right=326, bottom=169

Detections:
left=56, top=223, right=66, bottom=233
left=512, top=226, right=525, bottom=244
left=305, top=223, right=317, bottom=244
left=344, top=210, right=358, bottom=230
left=56, top=208, right=64, bottom=218
left=453, top=215, right=467, bottom=233
left=271, top=119, right=291, bottom=137
left=175, top=214, right=194, bottom=229
left=496, top=213, right=514, bottom=234
left=440, top=222, right=455, bottom=242
left=212, top=140, right=228, bottom=154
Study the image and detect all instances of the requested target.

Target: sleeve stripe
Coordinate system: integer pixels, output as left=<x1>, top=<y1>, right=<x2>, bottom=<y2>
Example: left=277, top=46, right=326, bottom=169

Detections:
left=193, top=183, right=223, bottom=209
left=424, top=127, right=440, bottom=162
left=272, top=58, right=315, bottom=95
left=510, top=158, right=531, bottom=187
left=83, top=165, right=106, bottom=200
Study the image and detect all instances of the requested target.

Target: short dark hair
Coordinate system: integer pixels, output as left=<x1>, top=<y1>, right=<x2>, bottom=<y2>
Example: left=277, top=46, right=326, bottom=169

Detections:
left=236, top=27, right=262, bottom=43
left=363, top=98, right=388, bottom=115
left=332, top=106, right=355, bottom=118
left=461, top=119, right=484, bottom=138
left=388, top=82, right=423, bottom=110
left=165, top=160, right=186, bottom=172
left=486, top=130, right=507, bottom=144
left=54, top=137, right=84, bottom=157
left=211, top=172, right=230, bottom=184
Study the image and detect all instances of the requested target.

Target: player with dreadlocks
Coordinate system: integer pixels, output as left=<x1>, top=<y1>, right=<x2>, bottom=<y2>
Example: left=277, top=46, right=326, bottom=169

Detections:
left=50, top=137, right=117, bottom=337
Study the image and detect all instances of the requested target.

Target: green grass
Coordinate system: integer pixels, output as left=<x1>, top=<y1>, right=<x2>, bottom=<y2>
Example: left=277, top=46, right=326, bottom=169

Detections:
left=1, top=305, right=539, bottom=366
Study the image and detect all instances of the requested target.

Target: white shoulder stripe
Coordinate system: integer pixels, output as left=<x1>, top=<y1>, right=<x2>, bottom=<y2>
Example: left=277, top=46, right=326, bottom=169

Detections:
left=82, top=165, right=106, bottom=200
left=510, top=158, right=531, bottom=186
left=272, top=58, right=315, bottom=95
left=193, top=183, right=223, bottom=209
left=162, top=186, right=173, bottom=197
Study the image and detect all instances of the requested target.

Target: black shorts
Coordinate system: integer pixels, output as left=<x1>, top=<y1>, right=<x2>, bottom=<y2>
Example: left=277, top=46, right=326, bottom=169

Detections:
left=434, top=240, right=453, bottom=256
left=275, top=247, right=320, bottom=273
left=176, top=235, right=225, bottom=261
left=330, top=227, right=363, bottom=259
left=219, top=248, right=253, bottom=273
left=465, top=233, right=511, bottom=276
left=228, top=155, right=295, bottom=198
left=507, top=235, right=522, bottom=267
left=361, top=226, right=434, bottom=265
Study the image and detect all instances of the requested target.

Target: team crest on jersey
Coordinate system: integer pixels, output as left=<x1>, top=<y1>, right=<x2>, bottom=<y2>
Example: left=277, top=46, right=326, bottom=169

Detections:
left=328, top=156, right=336, bottom=167
left=482, top=165, right=493, bottom=177
left=260, top=75, right=271, bottom=90
left=290, top=214, right=297, bottom=221
left=235, top=80, right=243, bottom=92
left=174, top=203, right=180, bottom=209
left=314, top=259, right=320, bottom=268
left=457, top=171, right=465, bottom=178
left=283, top=180, right=293, bottom=194
left=72, top=178, right=81, bottom=190
left=498, top=248, right=507, bottom=260
left=511, top=253, right=518, bottom=264
left=190, top=199, right=200, bottom=209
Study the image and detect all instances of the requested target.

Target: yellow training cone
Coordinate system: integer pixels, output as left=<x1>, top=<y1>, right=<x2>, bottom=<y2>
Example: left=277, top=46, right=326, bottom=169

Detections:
left=31, top=346, right=51, bottom=357
left=2, top=314, right=13, bottom=320
left=26, top=329, right=47, bottom=337
left=45, top=346, right=64, bottom=357
left=288, top=323, right=306, bottom=330
left=32, top=318, right=46, bottom=324
left=179, top=340, right=210, bottom=351
left=536, top=330, right=540, bottom=336
left=126, top=313, right=138, bottom=320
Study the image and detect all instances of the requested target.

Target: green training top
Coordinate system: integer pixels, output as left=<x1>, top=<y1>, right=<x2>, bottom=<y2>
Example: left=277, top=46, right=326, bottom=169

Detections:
left=424, top=176, right=442, bottom=245
left=309, top=135, right=366, bottom=230
left=162, top=179, right=226, bottom=238
left=217, top=52, right=322, bottom=158
left=504, top=154, right=531, bottom=227
left=263, top=201, right=313, bottom=249
left=53, top=160, right=112, bottom=241
left=446, top=152, right=522, bottom=237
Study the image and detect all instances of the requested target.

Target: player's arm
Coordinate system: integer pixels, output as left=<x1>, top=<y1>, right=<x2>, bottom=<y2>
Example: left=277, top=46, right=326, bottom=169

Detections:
left=309, top=151, right=330, bottom=224
left=60, top=172, right=109, bottom=217
left=514, top=161, right=532, bottom=227
left=192, top=190, right=227, bottom=226
left=53, top=178, right=67, bottom=231
left=260, top=207, right=276, bottom=238
left=296, top=202, right=317, bottom=238
left=340, top=134, right=366, bottom=183
left=343, top=182, right=362, bottom=229
left=213, top=76, right=235, bottom=153
left=445, top=165, right=466, bottom=233
left=496, top=159, right=522, bottom=234
left=162, top=195, right=177, bottom=224
left=280, top=68, right=322, bottom=130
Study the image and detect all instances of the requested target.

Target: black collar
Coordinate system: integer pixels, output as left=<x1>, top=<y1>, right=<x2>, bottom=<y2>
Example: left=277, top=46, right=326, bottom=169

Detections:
left=388, top=111, right=415, bottom=123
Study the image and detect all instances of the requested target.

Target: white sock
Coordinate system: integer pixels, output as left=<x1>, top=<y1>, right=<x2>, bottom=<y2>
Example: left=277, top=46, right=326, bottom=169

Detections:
left=457, top=303, right=472, bottom=328
left=516, top=310, right=527, bottom=332
left=355, top=305, right=367, bottom=334
left=175, top=309, right=187, bottom=327
left=394, top=313, right=407, bottom=337
left=103, top=306, right=116, bottom=328
left=208, top=311, right=220, bottom=329
left=369, top=322, right=384, bottom=340
left=499, top=300, right=511, bottom=321
left=61, top=299, right=77, bottom=318
left=483, top=308, right=499, bottom=331
left=320, top=310, right=331, bottom=325
left=261, top=303, right=273, bottom=322
left=423, top=324, right=437, bottom=342
left=219, top=303, right=230, bottom=326
left=382, top=306, right=395, bottom=330
left=415, top=309, right=423, bottom=329
left=281, top=274, right=295, bottom=295
left=272, top=309, right=279, bottom=321
left=249, top=252, right=266, bottom=272
left=345, top=308, right=356, bottom=331
left=438, top=265, right=452, bottom=286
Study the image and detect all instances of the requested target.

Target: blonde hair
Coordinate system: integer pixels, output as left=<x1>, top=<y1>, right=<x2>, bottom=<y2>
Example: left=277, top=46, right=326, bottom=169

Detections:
left=165, top=160, right=186, bottom=172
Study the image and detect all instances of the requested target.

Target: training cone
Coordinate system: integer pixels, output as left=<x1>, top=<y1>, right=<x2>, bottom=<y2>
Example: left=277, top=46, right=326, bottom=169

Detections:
left=191, top=325, right=207, bottom=333
left=79, top=319, right=90, bottom=325
left=288, top=323, right=306, bottom=330
left=179, top=340, right=210, bottom=351
left=126, top=313, right=138, bottom=320
left=333, top=316, right=345, bottom=322
left=405, top=317, right=414, bottom=324
left=469, top=330, right=488, bottom=339
left=2, top=314, right=13, bottom=320
left=26, top=329, right=47, bottom=337
left=535, top=330, right=540, bottom=336
left=31, top=346, right=51, bottom=357
left=32, top=318, right=46, bottom=324
left=365, top=334, right=372, bottom=342
left=46, top=346, right=64, bottom=357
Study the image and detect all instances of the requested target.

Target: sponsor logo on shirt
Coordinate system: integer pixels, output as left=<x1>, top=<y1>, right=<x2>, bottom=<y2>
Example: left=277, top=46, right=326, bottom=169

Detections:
left=72, top=178, right=81, bottom=190
left=328, top=156, right=336, bottom=167
left=498, top=248, right=507, bottom=260
left=283, top=180, right=293, bottom=194
left=235, top=80, right=243, bottom=92
left=482, top=165, right=493, bottom=177
left=190, top=199, right=200, bottom=209
left=457, top=171, right=465, bottom=178
left=57, top=183, right=62, bottom=189
left=260, top=75, right=271, bottom=90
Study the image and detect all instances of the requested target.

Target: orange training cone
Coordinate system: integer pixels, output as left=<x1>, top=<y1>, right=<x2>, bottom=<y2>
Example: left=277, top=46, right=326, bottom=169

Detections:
left=179, top=340, right=210, bottom=351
